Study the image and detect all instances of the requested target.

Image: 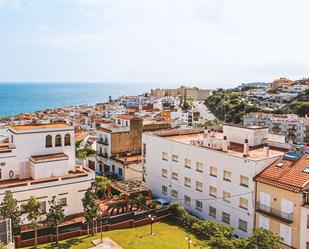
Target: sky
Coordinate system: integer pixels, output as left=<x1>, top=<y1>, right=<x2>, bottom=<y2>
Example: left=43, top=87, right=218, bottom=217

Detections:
left=1, top=0, right=309, bottom=87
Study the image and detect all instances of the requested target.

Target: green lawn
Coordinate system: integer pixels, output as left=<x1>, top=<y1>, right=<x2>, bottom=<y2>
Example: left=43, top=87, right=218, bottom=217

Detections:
left=26, top=220, right=208, bottom=249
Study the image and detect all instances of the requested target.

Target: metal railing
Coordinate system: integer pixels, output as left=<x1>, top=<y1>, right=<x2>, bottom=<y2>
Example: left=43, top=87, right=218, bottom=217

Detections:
left=97, top=139, right=109, bottom=145
left=256, top=202, right=293, bottom=223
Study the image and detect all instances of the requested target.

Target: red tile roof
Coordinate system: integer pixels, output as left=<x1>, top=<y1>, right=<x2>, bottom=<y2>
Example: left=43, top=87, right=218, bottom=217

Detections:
left=117, top=114, right=141, bottom=121
left=255, top=153, right=309, bottom=192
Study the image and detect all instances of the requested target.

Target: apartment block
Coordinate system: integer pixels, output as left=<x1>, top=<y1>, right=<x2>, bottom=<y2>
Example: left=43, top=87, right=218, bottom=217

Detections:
left=96, top=115, right=143, bottom=180
left=142, top=124, right=284, bottom=237
left=254, top=146, right=309, bottom=249
left=0, top=123, right=94, bottom=223
left=244, top=113, right=309, bottom=145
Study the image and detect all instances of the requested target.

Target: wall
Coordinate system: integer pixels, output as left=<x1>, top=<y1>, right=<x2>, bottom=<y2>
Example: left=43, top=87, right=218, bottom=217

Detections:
left=255, top=182, right=302, bottom=248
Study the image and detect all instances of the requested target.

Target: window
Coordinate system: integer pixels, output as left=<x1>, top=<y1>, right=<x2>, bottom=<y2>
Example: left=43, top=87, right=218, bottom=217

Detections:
left=112, top=165, right=115, bottom=172
left=171, top=189, right=178, bottom=198
left=55, top=135, right=62, bottom=147
left=40, top=201, right=46, bottom=214
left=238, top=219, right=248, bottom=232
left=184, top=195, right=191, bottom=206
left=162, top=185, right=167, bottom=195
left=46, top=135, right=52, bottom=148
left=280, top=224, right=292, bottom=246
left=162, top=169, right=168, bottom=178
left=162, top=152, right=168, bottom=161
left=240, top=175, right=249, bottom=187
left=239, top=197, right=248, bottom=210
left=223, top=170, right=231, bottom=182
left=210, top=166, right=217, bottom=177
left=60, top=198, right=67, bottom=206
left=0, top=169, right=2, bottom=179
left=306, top=242, right=309, bottom=249
left=118, top=168, right=123, bottom=176
left=64, top=134, right=71, bottom=146
left=196, top=162, right=203, bottom=173
left=185, top=159, right=191, bottom=168
left=196, top=200, right=203, bottom=211
left=223, top=191, right=231, bottom=203
left=209, top=206, right=216, bottom=218
left=307, top=215, right=309, bottom=228
left=184, top=177, right=191, bottom=187
left=196, top=181, right=203, bottom=192
left=172, top=154, right=179, bottom=162
left=172, top=172, right=178, bottom=180
left=222, top=212, right=230, bottom=224
left=209, top=186, right=217, bottom=197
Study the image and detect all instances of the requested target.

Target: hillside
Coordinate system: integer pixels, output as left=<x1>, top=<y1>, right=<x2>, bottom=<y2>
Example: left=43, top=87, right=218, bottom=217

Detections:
left=205, top=89, right=260, bottom=123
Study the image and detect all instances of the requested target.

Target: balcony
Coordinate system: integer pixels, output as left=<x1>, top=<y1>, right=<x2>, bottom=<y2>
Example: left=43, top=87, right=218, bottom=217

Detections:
left=97, top=139, right=109, bottom=145
left=304, top=137, right=309, bottom=144
left=287, top=135, right=296, bottom=140
left=96, top=152, right=108, bottom=158
left=256, top=202, right=293, bottom=223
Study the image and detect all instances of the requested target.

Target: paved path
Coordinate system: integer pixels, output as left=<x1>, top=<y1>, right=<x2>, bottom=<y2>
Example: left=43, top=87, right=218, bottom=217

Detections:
left=193, top=101, right=216, bottom=121
left=90, top=237, right=123, bottom=249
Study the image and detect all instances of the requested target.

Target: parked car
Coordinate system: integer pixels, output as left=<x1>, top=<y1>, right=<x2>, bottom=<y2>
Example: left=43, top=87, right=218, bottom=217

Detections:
left=153, top=199, right=170, bottom=207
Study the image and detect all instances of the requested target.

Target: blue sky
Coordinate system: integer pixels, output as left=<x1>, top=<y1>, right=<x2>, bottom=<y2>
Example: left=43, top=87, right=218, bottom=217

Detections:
left=1, top=0, right=309, bottom=87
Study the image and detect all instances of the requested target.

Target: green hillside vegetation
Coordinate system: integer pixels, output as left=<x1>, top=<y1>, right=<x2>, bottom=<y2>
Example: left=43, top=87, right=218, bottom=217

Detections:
left=205, top=89, right=260, bottom=123
left=288, top=91, right=309, bottom=117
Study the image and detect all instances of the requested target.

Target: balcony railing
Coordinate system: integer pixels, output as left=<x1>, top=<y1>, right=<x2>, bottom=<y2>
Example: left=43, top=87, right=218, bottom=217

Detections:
left=96, top=152, right=108, bottom=158
left=256, top=202, right=293, bottom=223
left=97, top=139, right=109, bottom=145
left=287, top=128, right=297, bottom=133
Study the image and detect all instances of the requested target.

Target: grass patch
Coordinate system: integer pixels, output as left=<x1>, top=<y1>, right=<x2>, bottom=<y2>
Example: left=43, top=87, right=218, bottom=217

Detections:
left=25, top=220, right=208, bottom=249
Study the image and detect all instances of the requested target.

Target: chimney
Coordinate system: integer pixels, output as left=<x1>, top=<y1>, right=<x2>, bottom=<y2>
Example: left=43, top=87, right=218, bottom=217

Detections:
left=263, top=143, right=269, bottom=157
left=223, top=136, right=228, bottom=152
left=243, top=139, right=249, bottom=156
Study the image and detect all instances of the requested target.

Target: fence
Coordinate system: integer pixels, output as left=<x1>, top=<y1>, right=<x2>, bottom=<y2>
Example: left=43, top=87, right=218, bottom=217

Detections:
left=15, top=207, right=170, bottom=248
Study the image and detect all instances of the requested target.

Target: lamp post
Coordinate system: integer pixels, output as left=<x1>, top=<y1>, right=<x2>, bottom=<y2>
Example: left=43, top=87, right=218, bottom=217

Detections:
left=185, top=235, right=192, bottom=249
left=148, top=214, right=155, bottom=235
left=98, top=211, right=103, bottom=243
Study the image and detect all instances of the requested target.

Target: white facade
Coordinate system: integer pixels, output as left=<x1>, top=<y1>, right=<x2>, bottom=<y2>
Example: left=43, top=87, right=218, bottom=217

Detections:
left=0, top=124, right=94, bottom=224
left=300, top=206, right=309, bottom=249
left=143, top=127, right=283, bottom=237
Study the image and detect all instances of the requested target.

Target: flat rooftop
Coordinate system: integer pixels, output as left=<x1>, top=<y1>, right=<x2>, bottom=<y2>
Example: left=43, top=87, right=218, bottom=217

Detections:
left=153, top=129, right=285, bottom=160
left=10, top=123, right=71, bottom=131
left=0, top=167, right=94, bottom=190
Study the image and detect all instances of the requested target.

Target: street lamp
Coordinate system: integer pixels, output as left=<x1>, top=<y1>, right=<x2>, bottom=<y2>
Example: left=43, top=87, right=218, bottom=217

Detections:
left=98, top=211, right=103, bottom=243
left=185, top=235, right=192, bottom=249
left=148, top=214, right=155, bottom=235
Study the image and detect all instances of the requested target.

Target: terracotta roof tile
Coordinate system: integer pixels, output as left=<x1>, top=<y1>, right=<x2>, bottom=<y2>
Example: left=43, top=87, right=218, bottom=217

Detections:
left=255, top=153, right=309, bottom=192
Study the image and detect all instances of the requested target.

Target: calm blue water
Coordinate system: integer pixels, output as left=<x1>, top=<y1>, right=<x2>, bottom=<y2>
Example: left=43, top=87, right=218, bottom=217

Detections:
left=0, top=83, right=179, bottom=118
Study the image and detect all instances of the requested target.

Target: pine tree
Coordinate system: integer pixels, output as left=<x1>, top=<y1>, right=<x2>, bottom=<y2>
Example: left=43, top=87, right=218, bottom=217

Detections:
left=0, top=190, right=21, bottom=236
left=46, top=196, right=65, bottom=244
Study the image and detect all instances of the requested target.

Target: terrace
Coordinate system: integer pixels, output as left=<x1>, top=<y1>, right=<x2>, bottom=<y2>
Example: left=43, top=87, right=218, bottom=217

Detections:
left=0, top=166, right=93, bottom=190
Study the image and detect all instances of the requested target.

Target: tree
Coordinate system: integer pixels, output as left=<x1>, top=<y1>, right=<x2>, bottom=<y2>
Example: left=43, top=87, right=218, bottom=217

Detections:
left=91, top=176, right=110, bottom=200
left=0, top=190, right=21, bottom=236
left=46, top=196, right=65, bottom=244
left=21, top=196, right=42, bottom=248
left=82, top=187, right=99, bottom=235
left=244, top=227, right=282, bottom=249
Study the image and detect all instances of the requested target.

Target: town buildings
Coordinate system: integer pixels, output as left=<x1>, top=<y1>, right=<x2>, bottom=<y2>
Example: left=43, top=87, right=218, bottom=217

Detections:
left=244, top=113, right=309, bottom=145
left=0, top=123, right=94, bottom=223
left=96, top=115, right=143, bottom=180
left=254, top=146, right=309, bottom=249
left=151, top=86, right=212, bottom=100
left=142, top=124, right=285, bottom=237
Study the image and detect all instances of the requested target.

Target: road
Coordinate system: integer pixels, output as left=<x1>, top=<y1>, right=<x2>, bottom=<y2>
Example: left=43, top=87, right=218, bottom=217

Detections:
left=193, top=101, right=216, bottom=121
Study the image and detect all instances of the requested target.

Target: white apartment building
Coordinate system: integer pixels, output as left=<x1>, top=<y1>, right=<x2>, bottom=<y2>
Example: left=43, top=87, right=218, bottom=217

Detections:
left=244, top=112, right=309, bottom=145
left=0, top=123, right=94, bottom=223
left=104, top=104, right=127, bottom=119
left=143, top=125, right=285, bottom=237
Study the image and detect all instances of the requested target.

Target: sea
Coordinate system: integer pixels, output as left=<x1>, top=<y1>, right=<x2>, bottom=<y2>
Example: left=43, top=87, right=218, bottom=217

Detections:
left=0, top=82, right=181, bottom=118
